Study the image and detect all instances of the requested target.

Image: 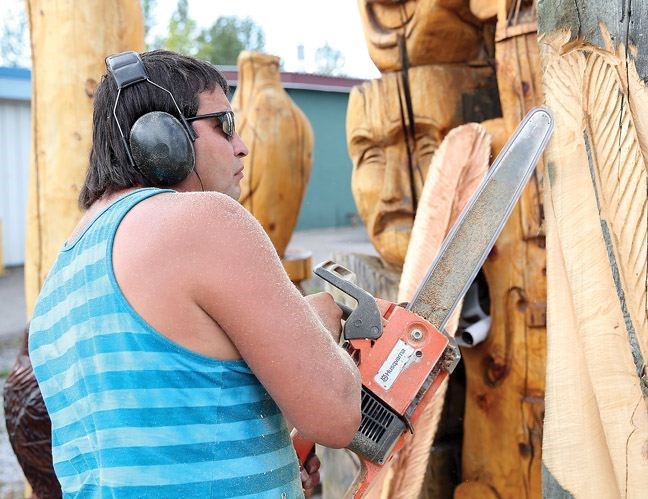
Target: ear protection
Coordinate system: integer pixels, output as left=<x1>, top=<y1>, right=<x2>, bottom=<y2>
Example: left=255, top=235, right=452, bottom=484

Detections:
left=105, top=51, right=196, bottom=186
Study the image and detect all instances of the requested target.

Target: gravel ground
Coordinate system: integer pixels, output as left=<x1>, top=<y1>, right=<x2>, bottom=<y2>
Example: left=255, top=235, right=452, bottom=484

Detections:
left=0, top=343, right=26, bottom=498
left=0, top=266, right=27, bottom=497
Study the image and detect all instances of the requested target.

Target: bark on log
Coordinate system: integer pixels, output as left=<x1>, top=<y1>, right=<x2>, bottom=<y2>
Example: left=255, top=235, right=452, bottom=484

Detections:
left=538, top=1, right=648, bottom=496
left=25, top=0, right=144, bottom=316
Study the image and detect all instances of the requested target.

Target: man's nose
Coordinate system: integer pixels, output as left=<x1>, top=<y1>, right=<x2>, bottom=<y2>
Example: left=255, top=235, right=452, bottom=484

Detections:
left=380, top=147, right=411, bottom=204
left=233, top=132, right=249, bottom=158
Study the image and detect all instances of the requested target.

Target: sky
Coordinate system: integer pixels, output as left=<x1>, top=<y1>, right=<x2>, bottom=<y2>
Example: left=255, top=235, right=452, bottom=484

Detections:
left=0, top=0, right=380, bottom=79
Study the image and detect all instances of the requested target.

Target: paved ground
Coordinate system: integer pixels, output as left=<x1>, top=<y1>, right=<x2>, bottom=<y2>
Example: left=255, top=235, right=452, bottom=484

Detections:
left=0, top=225, right=376, bottom=497
left=0, top=265, right=27, bottom=498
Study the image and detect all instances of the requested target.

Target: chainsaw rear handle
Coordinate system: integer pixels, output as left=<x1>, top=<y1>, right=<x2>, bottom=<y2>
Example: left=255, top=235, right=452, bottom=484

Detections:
left=291, top=429, right=315, bottom=466
left=291, top=428, right=377, bottom=499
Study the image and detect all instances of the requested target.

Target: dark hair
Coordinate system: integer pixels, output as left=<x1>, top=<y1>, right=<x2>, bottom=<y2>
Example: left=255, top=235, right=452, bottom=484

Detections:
left=78, top=50, right=229, bottom=209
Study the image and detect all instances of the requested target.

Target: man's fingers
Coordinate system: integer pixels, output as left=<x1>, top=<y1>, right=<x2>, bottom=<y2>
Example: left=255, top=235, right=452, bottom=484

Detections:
left=305, top=454, right=321, bottom=474
left=300, top=468, right=320, bottom=490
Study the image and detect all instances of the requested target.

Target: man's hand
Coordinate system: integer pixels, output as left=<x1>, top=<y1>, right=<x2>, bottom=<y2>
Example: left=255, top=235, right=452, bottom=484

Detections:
left=300, top=452, right=321, bottom=497
left=305, top=292, right=343, bottom=342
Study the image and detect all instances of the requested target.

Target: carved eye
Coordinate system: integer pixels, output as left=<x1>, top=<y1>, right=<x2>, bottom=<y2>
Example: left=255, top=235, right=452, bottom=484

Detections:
left=415, top=135, right=438, bottom=160
left=359, top=146, right=385, bottom=166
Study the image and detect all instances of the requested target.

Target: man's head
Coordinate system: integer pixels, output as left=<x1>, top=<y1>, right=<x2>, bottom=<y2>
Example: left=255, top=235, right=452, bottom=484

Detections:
left=79, top=49, right=247, bottom=208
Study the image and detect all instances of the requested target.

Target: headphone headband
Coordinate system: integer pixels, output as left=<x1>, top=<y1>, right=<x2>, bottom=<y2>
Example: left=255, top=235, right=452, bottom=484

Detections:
left=105, top=51, right=148, bottom=89
left=104, top=51, right=197, bottom=186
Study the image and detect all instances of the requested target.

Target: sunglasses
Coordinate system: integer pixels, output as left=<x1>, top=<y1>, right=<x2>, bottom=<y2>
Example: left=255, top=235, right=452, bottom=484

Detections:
left=186, top=111, right=235, bottom=138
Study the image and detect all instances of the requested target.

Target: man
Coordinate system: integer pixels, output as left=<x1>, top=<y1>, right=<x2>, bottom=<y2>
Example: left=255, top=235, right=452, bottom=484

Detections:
left=28, top=50, right=361, bottom=497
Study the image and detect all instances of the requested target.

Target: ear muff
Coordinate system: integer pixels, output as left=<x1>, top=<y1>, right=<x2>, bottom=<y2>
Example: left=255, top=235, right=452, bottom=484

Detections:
left=105, top=51, right=197, bottom=186
left=130, top=111, right=195, bottom=186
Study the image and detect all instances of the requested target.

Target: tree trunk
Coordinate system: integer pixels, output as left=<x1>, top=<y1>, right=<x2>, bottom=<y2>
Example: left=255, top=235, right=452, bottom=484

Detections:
left=538, top=1, right=648, bottom=496
left=25, top=0, right=144, bottom=316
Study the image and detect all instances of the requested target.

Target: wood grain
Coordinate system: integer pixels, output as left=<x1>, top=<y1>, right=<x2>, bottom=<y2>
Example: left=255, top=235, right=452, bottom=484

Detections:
left=539, top=20, right=648, bottom=497
left=25, top=0, right=144, bottom=315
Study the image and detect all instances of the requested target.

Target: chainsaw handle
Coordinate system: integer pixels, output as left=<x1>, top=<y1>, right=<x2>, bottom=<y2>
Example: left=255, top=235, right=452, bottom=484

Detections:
left=291, top=428, right=316, bottom=466
left=335, top=301, right=353, bottom=321
left=292, top=428, right=382, bottom=499
left=315, top=261, right=383, bottom=340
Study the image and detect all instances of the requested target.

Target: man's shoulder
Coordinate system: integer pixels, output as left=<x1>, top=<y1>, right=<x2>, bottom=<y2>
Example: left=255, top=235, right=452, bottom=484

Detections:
left=126, top=190, right=259, bottom=244
left=138, top=190, right=245, bottom=223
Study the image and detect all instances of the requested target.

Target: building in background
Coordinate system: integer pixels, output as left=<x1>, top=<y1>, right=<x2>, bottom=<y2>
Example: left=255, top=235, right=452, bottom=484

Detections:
left=0, top=67, right=31, bottom=269
left=0, top=66, right=364, bottom=268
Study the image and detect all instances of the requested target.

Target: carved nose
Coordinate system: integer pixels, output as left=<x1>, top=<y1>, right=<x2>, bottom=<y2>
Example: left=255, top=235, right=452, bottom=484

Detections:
left=380, top=150, right=410, bottom=204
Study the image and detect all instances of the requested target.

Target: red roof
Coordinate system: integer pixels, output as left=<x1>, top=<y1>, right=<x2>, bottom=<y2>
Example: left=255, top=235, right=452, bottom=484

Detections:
left=221, top=67, right=367, bottom=93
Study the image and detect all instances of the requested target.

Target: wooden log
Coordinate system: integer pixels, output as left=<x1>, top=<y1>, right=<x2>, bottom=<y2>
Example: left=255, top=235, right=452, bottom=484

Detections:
left=25, top=0, right=144, bottom=316
left=470, top=0, right=498, bottom=21
left=538, top=1, right=648, bottom=496
left=456, top=1, right=548, bottom=497
left=356, top=0, right=485, bottom=70
left=232, top=51, right=314, bottom=259
left=346, top=64, right=500, bottom=268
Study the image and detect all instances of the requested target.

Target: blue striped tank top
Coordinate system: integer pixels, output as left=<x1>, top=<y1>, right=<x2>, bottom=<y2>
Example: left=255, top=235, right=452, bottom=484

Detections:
left=29, top=188, right=302, bottom=498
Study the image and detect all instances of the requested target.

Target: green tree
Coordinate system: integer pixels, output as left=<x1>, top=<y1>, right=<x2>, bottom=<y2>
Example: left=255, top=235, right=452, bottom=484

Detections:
left=155, top=0, right=198, bottom=56
left=141, top=0, right=157, bottom=48
left=315, top=43, right=345, bottom=76
left=0, top=4, right=31, bottom=67
left=195, top=16, right=265, bottom=66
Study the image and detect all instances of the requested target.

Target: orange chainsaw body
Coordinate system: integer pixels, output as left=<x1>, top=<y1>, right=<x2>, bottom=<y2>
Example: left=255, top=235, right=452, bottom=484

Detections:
left=293, top=299, right=456, bottom=498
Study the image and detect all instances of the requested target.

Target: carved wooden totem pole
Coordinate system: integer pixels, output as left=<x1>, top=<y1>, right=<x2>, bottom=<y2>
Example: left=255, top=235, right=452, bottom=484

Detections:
left=456, top=1, right=548, bottom=498
left=232, top=51, right=314, bottom=287
left=538, top=1, right=648, bottom=497
left=333, top=1, right=502, bottom=497
left=24, top=0, right=144, bottom=315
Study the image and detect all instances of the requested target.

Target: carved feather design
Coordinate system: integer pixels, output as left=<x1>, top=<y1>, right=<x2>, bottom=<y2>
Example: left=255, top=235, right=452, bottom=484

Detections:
left=584, top=54, right=648, bottom=345
left=540, top=42, right=585, bottom=131
left=540, top=31, right=648, bottom=498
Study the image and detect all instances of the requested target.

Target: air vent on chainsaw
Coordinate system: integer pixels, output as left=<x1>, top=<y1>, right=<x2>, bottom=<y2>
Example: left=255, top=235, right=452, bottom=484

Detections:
left=347, top=387, right=406, bottom=464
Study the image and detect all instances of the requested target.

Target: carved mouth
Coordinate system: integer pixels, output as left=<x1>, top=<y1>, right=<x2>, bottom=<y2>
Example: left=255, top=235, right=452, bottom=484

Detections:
left=365, top=0, right=416, bottom=48
left=372, top=209, right=414, bottom=237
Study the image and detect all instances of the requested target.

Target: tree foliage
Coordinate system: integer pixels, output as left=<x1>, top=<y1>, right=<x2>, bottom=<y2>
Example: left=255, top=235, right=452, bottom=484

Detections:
left=195, top=17, right=265, bottom=66
left=156, top=0, right=198, bottom=56
left=151, top=0, right=265, bottom=67
left=315, top=43, right=345, bottom=76
left=0, top=5, right=31, bottom=67
left=141, top=0, right=157, bottom=47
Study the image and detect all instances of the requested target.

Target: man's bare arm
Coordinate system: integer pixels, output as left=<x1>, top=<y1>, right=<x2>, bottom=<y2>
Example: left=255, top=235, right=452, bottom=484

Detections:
left=187, top=193, right=361, bottom=448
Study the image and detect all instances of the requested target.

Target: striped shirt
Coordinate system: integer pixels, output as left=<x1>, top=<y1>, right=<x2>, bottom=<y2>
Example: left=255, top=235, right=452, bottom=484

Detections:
left=29, top=188, right=302, bottom=498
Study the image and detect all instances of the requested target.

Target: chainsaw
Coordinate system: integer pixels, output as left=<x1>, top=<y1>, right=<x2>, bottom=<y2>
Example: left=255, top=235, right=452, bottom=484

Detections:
left=292, top=107, right=554, bottom=497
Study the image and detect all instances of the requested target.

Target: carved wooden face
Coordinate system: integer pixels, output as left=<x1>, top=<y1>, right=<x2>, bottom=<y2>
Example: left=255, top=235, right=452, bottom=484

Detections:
left=346, top=65, right=492, bottom=266
left=357, top=0, right=482, bottom=70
